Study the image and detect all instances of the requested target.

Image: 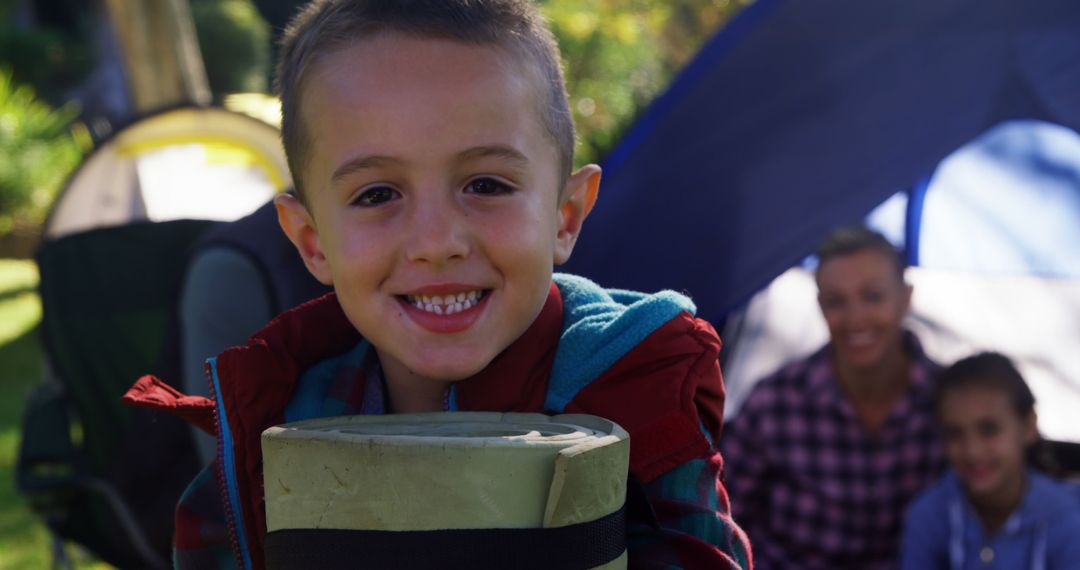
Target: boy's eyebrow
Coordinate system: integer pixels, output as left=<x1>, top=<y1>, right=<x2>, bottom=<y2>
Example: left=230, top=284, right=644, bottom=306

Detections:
left=331, top=154, right=401, bottom=182
left=456, top=144, right=529, bottom=166
left=331, top=145, right=528, bottom=183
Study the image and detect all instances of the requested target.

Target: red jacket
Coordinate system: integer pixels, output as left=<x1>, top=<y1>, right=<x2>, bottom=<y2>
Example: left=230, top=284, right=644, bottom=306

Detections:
left=125, top=276, right=751, bottom=569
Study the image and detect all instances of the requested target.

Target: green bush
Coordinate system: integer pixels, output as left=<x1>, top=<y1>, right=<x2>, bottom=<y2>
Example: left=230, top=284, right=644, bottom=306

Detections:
left=0, top=67, right=86, bottom=230
left=0, top=0, right=96, bottom=106
left=542, top=0, right=744, bottom=165
left=191, top=0, right=271, bottom=96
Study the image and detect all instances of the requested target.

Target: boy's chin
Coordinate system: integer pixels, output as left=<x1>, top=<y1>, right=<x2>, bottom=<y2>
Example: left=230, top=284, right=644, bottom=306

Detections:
left=403, top=358, right=491, bottom=384
left=374, top=341, right=499, bottom=385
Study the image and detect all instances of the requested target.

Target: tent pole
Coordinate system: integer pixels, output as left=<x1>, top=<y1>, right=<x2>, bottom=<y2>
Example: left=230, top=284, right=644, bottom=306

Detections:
left=102, top=0, right=211, bottom=113
left=904, top=177, right=932, bottom=267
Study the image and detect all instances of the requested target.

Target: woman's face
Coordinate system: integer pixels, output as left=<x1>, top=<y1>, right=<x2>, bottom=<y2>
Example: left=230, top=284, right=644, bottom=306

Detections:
left=939, top=385, right=1036, bottom=502
left=816, top=248, right=911, bottom=372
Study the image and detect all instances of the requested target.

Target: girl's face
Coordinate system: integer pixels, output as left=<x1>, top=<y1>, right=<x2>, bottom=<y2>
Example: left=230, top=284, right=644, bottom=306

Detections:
left=939, top=385, right=1037, bottom=503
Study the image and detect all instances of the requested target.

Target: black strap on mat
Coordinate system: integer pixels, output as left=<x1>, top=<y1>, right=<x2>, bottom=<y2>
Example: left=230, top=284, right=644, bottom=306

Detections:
left=264, top=503, right=626, bottom=570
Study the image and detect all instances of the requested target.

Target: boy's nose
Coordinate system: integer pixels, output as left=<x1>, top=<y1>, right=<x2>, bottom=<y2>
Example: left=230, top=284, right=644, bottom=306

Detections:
left=404, top=197, right=470, bottom=265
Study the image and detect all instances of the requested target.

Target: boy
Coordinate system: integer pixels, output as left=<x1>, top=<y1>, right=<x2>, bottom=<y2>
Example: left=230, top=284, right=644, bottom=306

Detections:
left=124, top=1, right=751, bottom=568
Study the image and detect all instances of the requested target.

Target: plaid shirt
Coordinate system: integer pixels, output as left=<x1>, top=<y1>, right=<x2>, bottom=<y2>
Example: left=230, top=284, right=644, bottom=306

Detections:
left=720, top=333, right=944, bottom=570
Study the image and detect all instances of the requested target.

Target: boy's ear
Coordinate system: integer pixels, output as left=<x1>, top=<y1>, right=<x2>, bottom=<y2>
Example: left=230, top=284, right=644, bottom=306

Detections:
left=275, top=193, right=334, bottom=285
left=553, top=164, right=601, bottom=264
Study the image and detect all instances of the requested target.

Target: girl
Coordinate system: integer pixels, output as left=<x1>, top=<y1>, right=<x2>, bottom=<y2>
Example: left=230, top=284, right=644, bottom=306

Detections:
left=900, top=352, right=1080, bottom=569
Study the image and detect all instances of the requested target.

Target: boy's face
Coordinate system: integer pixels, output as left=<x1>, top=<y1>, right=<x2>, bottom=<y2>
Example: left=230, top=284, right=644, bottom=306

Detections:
left=278, top=34, right=599, bottom=387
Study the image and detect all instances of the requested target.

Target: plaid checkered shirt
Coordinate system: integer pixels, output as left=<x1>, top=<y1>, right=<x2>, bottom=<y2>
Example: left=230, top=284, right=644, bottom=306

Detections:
left=720, top=333, right=944, bottom=570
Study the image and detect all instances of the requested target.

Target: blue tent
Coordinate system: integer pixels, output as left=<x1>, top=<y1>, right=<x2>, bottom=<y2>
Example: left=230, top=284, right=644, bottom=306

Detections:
left=563, top=0, right=1080, bottom=443
left=564, top=0, right=1080, bottom=324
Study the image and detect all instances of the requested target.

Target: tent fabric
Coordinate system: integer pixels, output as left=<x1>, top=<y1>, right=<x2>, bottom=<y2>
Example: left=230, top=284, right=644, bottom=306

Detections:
left=858, top=120, right=1080, bottom=278
left=563, top=0, right=1080, bottom=325
left=915, top=120, right=1080, bottom=277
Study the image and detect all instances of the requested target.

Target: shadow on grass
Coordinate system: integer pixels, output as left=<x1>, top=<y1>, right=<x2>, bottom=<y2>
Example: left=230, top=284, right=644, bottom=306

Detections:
left=0, top=323, right=53, bottom=569
left=0, top=324, right=115, bottom=570
left=0, top=323, right=42, bottom=422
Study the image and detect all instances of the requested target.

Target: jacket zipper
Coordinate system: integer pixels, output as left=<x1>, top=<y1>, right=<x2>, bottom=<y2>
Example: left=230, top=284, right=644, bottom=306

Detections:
left=206, top=359, right=250, bottom=570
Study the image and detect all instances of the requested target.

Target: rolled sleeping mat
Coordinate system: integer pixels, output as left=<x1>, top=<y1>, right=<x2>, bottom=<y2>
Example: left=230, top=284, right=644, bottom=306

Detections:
left=262, top=412, right=630, bottom=570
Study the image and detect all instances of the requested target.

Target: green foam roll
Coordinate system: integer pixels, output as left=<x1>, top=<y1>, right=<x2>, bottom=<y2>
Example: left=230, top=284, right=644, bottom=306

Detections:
left=262, top=412, right=630, bottom=569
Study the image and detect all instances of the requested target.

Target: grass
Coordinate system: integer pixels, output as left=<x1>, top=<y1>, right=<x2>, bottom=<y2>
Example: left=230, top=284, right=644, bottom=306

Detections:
left=0, top=259, right=110, bottom=570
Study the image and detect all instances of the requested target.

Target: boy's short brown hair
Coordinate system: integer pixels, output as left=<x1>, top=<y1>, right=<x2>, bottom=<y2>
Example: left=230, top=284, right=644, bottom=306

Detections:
left=275, top=0, right=576, bottom=201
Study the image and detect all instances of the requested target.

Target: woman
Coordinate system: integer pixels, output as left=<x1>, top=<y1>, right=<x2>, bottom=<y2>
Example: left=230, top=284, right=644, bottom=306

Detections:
left=721, top=226, right=945, bottom=570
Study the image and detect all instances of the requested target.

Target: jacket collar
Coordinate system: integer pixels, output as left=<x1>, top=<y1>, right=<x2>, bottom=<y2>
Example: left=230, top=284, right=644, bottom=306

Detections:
left=453, top=282, right=562, bottom=412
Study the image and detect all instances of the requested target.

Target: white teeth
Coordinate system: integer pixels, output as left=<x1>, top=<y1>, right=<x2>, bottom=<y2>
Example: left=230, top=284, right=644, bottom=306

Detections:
left=407, top=290, right=484, bottom=315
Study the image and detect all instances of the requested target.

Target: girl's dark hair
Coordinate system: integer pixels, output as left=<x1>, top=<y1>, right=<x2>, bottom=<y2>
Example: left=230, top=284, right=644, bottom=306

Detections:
left=935, top=351, right=1060, bottom=475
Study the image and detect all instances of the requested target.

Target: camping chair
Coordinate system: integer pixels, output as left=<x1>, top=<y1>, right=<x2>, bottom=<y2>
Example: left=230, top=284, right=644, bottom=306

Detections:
left=15, top=104, right=288, bottom=568
left=17, top=219, right=218, bottom=569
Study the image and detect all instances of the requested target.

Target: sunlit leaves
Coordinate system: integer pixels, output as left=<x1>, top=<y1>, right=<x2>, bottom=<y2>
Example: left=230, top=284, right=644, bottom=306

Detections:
left=541, top=0, right=749, bottom=165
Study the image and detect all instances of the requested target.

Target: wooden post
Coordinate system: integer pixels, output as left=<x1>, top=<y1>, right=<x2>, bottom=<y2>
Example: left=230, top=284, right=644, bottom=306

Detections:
left=103, top=0, right=211, bottom=113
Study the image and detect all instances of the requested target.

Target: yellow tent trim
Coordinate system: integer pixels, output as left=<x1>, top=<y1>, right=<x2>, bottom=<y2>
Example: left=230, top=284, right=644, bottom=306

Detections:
left=115, top=135, right=289, bottom=190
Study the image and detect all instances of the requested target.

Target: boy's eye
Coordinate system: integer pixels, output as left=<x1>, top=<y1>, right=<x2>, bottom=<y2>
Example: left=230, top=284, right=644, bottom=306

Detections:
left=465, top=177, right=512, bottom=195
left=353, top=186, right=399, bottom=207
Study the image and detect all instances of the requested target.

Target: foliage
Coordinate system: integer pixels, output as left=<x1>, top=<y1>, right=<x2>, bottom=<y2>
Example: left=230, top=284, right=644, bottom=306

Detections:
left=220, top=0, right=746, bottom=164
left=0, top=1, right=96, bottom=105
left=0, top=68, right=86, bottom=230
left=0, top=0, right=15, bottom=21
left=191, top=0, right=272, bottom=96
left=542, top=0, right=749, bottom=166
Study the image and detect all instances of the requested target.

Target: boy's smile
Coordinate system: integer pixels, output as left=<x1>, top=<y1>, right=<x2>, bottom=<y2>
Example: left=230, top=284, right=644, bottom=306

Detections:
left=277, top=33, right=599, bottom=409
left=400, top=287, right=489, bottom=333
